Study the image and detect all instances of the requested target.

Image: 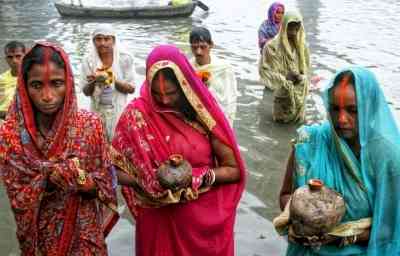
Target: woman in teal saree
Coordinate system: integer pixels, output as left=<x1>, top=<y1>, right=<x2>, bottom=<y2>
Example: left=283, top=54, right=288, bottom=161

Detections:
left=278, top=66, right=400, bottom=255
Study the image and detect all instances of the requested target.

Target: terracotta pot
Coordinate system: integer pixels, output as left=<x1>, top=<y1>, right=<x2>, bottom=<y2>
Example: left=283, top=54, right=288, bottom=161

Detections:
left=156, top=154, right=192, bottom=191
left=290, top=179, right=346, bottom=237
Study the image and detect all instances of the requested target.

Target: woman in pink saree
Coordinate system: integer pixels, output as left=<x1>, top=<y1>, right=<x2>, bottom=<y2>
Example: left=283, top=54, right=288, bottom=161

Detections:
left=111, top=45, right=246, bottom=256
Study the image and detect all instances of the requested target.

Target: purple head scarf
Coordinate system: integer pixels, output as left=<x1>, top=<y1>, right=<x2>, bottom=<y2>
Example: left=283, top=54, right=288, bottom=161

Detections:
left=258, top=2, right=285, bottom=50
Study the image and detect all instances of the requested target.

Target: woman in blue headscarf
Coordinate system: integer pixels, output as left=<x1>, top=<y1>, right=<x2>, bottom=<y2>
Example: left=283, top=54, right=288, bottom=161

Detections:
left=277, top=66, right=400, bottom=255
left=258, top=2, right=285, bottom=52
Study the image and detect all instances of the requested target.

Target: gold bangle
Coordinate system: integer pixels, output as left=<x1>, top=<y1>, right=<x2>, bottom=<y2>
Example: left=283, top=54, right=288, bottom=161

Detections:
left=72, top=158, right=87, bottom=185
left=77, top=168, right=87, bottom=185
left=353, top=235, right=357, bottom=244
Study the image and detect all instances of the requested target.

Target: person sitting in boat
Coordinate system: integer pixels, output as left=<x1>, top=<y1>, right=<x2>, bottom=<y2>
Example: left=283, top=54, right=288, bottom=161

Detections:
left=0, top=41, right=26, bottom=119
left=79, top=25, right=135, bottom=141
left=70, top=0, right=83, bottom=7
left=259, top=11, right=310, bottom=123
left=168, top=0, right=192, bottom=6
left=258, top=2, right=285, bottom=53
left=278, top=67, right=400, bottom=255
left=189, top=27, right=238, bottom=126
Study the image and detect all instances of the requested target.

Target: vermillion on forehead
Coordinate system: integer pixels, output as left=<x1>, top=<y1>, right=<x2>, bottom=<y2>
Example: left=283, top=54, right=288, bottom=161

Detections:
left=337, top=75, right=351, bottom=121
left=43, top=47, right=51, bottom=88
left=158, top=71, right=166, bottom=96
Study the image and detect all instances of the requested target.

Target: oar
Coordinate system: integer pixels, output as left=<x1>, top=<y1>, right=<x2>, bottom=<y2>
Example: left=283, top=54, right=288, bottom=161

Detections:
left=194, top=0, right=209, bottom=11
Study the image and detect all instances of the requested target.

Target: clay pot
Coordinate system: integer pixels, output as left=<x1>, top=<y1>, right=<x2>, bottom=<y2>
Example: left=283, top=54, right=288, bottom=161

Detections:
left=290, top=179, right=346, bottom=237
left=156, top=154, right=192, bottom=191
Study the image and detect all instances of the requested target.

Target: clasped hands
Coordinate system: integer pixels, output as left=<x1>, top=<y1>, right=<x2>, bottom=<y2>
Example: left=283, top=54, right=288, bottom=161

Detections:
left=155, top=155, right=214, bottom=192
left=41, top=157, right=96, bottom=196
left=86, top=74, right=135, bottom=94
left=288, top=226, right=365, bottom=248
left=286, top=71, right=304, bottom=84
left=288, top=226, right=340, bottom=248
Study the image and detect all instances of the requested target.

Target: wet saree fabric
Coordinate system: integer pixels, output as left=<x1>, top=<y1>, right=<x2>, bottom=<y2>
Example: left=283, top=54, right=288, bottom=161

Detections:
left=288, top=67, right=400, bottom=255
left=0, top=42, right=117, bottom=256
left=259, top=11, right=310, bottom=123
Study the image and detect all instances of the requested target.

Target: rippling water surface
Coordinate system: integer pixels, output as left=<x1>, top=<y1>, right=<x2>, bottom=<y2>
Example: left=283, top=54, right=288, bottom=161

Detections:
left=0, top=0, right=399, bottom=254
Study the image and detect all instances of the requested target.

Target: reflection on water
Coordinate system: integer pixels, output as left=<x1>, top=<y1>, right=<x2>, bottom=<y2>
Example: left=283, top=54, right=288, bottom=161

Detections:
left=0, top=0, right=400, bottom=254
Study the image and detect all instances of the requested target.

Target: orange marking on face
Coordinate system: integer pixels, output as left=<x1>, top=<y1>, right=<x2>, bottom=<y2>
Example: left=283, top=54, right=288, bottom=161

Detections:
left=158, top=72, right=166, bottom=97
left=43, top=47, right=52, bottom=99
left=337, top=75, right=350, bottom=123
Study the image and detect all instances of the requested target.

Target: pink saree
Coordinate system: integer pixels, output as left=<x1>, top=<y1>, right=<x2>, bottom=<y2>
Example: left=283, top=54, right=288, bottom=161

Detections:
left=112, top=45, right=246, bottom=256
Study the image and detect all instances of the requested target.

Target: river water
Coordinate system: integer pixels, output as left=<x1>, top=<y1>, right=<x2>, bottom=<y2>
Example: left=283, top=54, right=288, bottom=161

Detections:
left=0, top=0, right=399, bottom=255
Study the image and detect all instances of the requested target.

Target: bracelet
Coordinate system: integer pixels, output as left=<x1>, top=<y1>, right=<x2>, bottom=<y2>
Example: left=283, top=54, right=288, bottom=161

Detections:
left=210, top=168, right=216, bottom=185
left=203, top=168, right=216, bottom=187
left=72, top=158, right=87, bottom=185
left=352, top=235, right=357, bottom=244
left=339, top=235, right=357, bottom=247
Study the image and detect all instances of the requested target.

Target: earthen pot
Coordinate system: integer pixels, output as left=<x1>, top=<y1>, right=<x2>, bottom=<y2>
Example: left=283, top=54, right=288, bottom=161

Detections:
left=290, top=179, right=346, bottom=237
left=156, top=154, right=192, bottom=191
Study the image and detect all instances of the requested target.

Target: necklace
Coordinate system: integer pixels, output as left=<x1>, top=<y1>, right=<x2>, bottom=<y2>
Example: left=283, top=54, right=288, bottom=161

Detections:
left=37, top=124, right=50, bottom=139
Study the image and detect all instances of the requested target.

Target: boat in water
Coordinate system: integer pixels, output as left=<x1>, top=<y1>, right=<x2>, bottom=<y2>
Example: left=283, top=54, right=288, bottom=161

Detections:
left=54, top=1, right=204, bottom=18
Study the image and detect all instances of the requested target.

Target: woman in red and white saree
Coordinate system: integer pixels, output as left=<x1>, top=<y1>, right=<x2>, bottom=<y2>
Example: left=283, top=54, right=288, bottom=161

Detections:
left=112, top=45, right=246, bottom=256
left=0, top=42, right=117, bottom=255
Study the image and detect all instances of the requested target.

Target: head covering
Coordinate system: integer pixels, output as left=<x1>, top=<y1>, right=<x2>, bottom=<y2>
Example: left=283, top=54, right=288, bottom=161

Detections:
left=144, top=45, right=244, bottom=149
left=258, top=2, right=285, bottom=50
left=275, top=11, right=308, bottom=74
left=86, top=24, right=124, bottom=78
left=15, top=41, right=77, bottom=157
left=324, top=67, right=400, bottom=148
left=267, top=1, right=284, bottom=24
left=288, top=67, right=400, bottom=255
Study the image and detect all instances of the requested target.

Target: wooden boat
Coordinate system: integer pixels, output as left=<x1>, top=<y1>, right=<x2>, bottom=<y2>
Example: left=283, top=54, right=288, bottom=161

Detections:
left=54, top=1, right=199, bottom=18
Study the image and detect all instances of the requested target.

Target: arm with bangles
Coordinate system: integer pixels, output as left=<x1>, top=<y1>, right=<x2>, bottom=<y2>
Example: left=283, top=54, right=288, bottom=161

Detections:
left=115, top=135, right=241, bottom=187
left=82, top=76, right=135, bottom=96
left=46, top=123, right=115, bottom=201
left=280, top=148, right=370, bottom=246
left=207, top=134, right=241, bottom=186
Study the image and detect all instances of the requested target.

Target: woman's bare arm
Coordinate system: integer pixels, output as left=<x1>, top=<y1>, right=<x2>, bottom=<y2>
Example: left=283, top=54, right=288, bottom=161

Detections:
left=210, top=134, right=241, bottom=184
left=280, top=148, right=295, bottom=211
left=116, top=167, right=137, bottom=186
